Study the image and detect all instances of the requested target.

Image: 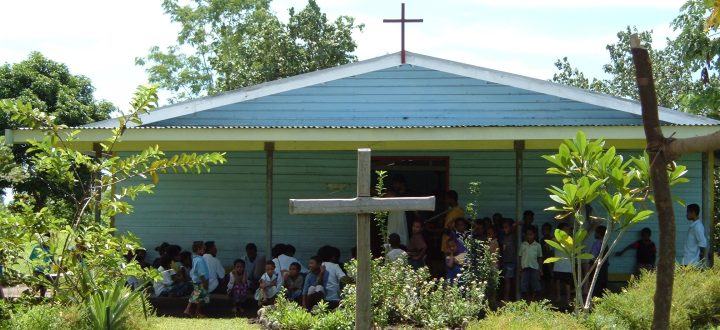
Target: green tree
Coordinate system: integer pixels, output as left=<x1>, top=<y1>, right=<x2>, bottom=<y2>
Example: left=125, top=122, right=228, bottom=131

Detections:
left=0, top=52, right=116, bottom=208
left=543, top=131, right=687, bottom=314
left=136, top=0, right=363, bottom=103
left=0, top=52, right=114, bottom=129
left=0, top=85, right=225, bottom=312
left=552, top=27, right=696, bottom=112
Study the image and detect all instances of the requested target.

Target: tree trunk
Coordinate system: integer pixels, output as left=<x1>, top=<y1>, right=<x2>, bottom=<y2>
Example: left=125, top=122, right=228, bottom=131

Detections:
left=631, top=36, right=675, bottom=330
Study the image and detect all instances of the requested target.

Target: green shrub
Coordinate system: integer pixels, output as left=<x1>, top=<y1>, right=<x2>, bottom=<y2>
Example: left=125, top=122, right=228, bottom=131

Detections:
left=87, top=278, right=150, bottom=330
left=469, top=301, right=586, bottom=330
left=264, top=257, right=487, bottom=329
left=589, top=263, right=720, bottom=329
left=4, top=303, right=89, bottom=330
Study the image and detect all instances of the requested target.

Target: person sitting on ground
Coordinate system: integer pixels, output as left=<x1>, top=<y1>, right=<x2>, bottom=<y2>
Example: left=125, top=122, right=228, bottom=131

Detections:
left=255, top=260, right=282, bottom=306
left=152, top=242, right=170, bottom=268
left=616, top=227, right=656, bottom=272
left=445, top=239, right=462, bottom=283
left=178, top=250, right=192, bottom=283
left=386, top=233, right=408, bottom=262
left=284, top=262, right=305, bottom=302
left=271, top=243, right=287, bottom=274
left=165, top=244, right=182, bottom=272
left=243, top=243, right=259, bottom=286
left=184, top=241, right=210, bottom=318
left=153, top=254, right=177, bottom=297
left=519, top=226, right=543, bottom=301
left=202, top=241, right=226, bottom=294
left=407, top=220, right=427, bottom=269
left=318, top=245, right=348, bottom=309
left=277, top=244, right=308, bottom=274
left=134, top=249, right=151, bottom=269
left=302, top=256, right=328, bottom=311
left=227, top=259, right=249, bottom=315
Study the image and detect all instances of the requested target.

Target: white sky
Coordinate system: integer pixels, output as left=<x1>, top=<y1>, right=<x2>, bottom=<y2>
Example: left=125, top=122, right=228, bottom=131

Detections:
left=0, top=0, right=687, bottom=111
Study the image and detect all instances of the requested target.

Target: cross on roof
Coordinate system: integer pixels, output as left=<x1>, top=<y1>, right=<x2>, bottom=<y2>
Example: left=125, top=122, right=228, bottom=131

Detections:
left=383, top=3, right=423, bottom=64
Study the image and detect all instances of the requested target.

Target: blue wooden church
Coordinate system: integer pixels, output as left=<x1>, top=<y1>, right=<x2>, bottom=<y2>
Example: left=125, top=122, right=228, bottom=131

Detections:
left=8, top=51, right=718, bottom=277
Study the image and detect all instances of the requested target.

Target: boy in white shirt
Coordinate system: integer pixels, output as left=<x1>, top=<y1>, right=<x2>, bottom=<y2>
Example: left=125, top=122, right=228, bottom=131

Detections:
left=385, top=233, right=407, bottom=262
left=202, top=241, right=226, bottom=293
left=319, top=245, right=348, bottom=309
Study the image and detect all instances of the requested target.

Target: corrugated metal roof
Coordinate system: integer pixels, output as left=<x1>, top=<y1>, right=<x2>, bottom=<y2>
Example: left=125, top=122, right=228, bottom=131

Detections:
left=23, top=122, right=715, bottom=130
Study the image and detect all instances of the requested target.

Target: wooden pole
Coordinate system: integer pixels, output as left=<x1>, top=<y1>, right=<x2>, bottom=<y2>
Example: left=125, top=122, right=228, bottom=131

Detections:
left=703, top=152, right=715, bottom=266
left=265, top=142, right=275, bottom=260
left=356, top=148, right=372, bottom=330
left=631, top=34, right=674, bottom=330
left=514, top=140, right=524, bottom=301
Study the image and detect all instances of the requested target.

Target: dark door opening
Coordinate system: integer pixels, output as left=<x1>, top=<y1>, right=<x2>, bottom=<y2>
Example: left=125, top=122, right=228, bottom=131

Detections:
left=369, top=156, right=449, bottom=275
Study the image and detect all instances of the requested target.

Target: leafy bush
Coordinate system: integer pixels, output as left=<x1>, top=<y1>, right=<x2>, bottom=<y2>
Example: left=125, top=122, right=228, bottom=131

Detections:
left=2, top=303, right=89, bottom=330
left=469, top=301, right=586, bottom=330
left=264, top=257, right=487, bottom=329
left=87, top=277, right=150, bottom=330
left=589, top=263, right=720, bottom=329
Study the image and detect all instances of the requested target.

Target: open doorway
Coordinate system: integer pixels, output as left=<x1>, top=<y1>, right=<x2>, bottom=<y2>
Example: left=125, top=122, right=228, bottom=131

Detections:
left=370, top=156, right=449, bottom=275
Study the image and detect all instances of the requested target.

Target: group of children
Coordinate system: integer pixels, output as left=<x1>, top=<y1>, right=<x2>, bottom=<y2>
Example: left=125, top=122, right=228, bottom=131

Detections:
left=144, top=200, right=659, bottom=316
left=147, top=240, right=350, bottom=317
left=439, top=209, right=658, bottom=304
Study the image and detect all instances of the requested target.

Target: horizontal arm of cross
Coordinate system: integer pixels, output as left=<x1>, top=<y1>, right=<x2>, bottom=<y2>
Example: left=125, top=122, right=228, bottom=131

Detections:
left=289, top=196, right=435, bottom=215
left=383, top=19, right=423, bottom=23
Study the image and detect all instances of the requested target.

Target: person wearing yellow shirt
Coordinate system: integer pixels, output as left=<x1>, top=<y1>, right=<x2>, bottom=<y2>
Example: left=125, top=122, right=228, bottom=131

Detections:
left=441, top=190, right=465, bottom=253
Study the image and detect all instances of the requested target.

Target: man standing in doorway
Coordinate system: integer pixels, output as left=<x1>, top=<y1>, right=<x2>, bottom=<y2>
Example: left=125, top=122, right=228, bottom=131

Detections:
left=681, top=203, right=707, bottom=266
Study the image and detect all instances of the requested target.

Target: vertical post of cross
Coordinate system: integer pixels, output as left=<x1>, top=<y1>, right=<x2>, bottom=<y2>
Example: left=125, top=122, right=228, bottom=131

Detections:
left=355, top=148, right=372, bottom=330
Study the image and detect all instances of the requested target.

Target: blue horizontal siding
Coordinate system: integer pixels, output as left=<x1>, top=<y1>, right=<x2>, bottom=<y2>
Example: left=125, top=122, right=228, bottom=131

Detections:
left=150, top=66, right=641, bottom=128
left=115, top=150, right=703, bottom=275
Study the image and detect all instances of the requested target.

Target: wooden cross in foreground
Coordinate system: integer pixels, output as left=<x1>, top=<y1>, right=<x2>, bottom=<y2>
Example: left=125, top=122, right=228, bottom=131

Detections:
left=289, top=148, right=435, bottom=330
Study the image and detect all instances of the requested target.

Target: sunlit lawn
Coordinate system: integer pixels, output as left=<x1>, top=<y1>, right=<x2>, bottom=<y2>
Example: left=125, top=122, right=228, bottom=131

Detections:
left=148, top=317, right=260, bottom=329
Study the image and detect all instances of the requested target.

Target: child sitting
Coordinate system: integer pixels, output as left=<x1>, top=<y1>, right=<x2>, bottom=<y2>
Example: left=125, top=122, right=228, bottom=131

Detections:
left=319, top=245, right=348, bottom=309
left=255, top=260, right=282, bottom=306
left=519, top=226, right=543, bottom=301
left=183, top=241, right=210, bottom=318
left=284, top=262, right=304, bottom=302
left=616, top=227, right=656, bottom=273
left=154, top=254, right=191, bottom=297
left=227, top=259, right=249, bottom=314
left=302, top=256, right=328, bottom=311
left=445, top=239, right=462, bottom=283
left=385, top=233, right=407, bottom=261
